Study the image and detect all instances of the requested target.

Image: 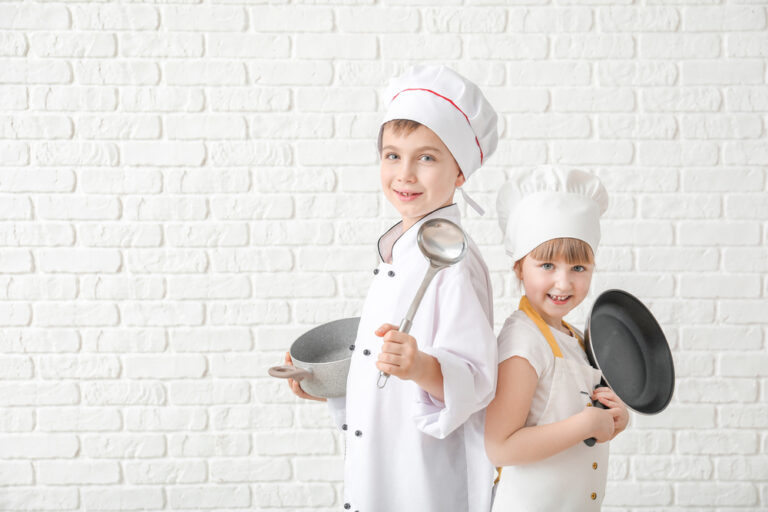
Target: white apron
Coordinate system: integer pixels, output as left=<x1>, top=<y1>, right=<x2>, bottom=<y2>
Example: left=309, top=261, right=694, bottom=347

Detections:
left=327, top=204, right=498, bottom=512
left=493, top=296, right=609, bottom=512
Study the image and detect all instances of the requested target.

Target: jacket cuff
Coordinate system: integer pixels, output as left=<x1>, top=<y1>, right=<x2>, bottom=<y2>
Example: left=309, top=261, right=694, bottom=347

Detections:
left=412, top=347, right=480, bottom=439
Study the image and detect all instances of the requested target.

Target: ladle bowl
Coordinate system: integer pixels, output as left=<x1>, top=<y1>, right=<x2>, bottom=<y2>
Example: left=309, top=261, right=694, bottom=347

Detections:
left=417, top=218, right=468, bottom=266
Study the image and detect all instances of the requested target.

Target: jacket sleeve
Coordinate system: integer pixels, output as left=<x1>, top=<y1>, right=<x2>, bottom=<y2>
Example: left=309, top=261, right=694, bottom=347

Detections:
left=412, top=258, right=497, bottom=439
left=326, top=396, right=346, bottom=431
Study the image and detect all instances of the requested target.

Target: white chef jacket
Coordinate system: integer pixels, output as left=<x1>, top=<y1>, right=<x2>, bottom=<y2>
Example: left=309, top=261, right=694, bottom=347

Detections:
left=327, top=203, right=498, bottom=512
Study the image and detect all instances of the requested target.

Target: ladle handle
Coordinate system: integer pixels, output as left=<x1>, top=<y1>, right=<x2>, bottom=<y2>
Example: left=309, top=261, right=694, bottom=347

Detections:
left=377, top=265, right=441, bottom=389
left=400, top=264, right=440, bottom=333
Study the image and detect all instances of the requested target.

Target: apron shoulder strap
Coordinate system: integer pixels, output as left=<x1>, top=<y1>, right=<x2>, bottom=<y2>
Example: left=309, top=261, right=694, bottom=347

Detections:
left=562, top=321, right=586, bottom=352
left=518, top=296, right=563, bottom=358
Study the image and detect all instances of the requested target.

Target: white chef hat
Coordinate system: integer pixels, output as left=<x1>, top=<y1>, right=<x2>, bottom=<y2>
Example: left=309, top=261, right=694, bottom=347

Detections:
left=379, top=65, right=499, bottom=214
left=497, top=166, right=609, bottom=263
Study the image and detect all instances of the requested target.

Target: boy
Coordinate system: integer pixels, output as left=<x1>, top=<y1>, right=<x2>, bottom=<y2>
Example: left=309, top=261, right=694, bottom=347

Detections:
left=286, top=65, right=499, bottom=511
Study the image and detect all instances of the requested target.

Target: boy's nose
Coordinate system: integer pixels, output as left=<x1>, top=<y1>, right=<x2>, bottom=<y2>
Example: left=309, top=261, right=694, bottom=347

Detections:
left=397, top=159, right=417, bottom=181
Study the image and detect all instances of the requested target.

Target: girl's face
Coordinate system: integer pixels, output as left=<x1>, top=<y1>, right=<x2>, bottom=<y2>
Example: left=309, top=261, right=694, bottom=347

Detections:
left=516, top=254, right=594, bottom=328
left=380, top=124, right=465, bottom=232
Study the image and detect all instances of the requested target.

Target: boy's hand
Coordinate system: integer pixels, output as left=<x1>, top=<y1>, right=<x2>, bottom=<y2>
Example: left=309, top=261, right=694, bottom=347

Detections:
left=283, top=352, right=326, bottom=402
left=374, top=323, right=425, bottom=382
left=593, top=386, right=629, bottom=439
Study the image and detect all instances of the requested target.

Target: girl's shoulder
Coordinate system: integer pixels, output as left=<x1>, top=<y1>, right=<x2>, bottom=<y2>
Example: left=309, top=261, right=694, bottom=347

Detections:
left=498, top=309, right=541, bottom=342
left=497, top=310, right=555, bottom=376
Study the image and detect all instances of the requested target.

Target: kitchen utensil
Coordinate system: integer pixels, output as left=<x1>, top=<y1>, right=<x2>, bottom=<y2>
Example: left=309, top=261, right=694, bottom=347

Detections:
left=268, top=317, right=360, bottom=399
left=377, top=218, right=468, bottom=388
left=583, top=289, right=674, bottom=445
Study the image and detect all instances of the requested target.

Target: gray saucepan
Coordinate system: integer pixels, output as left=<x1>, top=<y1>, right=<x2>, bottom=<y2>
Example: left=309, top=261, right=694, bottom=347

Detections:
left=268, top=317, right=360, bottom=399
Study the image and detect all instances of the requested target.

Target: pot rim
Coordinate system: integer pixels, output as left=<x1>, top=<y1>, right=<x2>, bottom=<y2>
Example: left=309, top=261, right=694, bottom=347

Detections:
left=288, top=351, right=353, bottom=368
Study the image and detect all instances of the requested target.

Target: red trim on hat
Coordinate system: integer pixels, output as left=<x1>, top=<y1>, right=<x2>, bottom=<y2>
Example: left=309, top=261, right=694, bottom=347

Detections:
left=392, top=88, right=484, bottom=165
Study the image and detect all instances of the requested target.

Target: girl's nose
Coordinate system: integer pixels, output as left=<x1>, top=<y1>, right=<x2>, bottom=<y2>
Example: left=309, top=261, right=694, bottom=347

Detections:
left=554, top=270, right=571, bottom=289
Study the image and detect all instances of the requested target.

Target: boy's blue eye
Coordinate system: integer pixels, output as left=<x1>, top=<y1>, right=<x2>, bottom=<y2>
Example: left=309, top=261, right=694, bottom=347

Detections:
left=385, top=153, right=398, bottom=160
left=420, top=155, right=435, bottom=162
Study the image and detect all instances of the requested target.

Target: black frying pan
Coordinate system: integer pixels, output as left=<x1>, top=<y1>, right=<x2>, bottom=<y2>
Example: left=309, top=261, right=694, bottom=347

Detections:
left=583, top=289, right=675, bottom=445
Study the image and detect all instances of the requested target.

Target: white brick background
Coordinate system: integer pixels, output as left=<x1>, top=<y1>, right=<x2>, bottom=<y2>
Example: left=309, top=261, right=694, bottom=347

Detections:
left=0, top=0, right=766, bottom=510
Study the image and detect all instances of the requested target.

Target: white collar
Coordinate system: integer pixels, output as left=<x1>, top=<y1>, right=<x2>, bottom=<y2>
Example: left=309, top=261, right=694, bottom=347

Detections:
left=377, top=204, right=462, bottom=264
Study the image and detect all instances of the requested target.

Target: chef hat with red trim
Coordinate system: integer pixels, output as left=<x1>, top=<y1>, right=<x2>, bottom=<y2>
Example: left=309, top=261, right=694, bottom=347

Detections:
left=497, top=166, right=609, bottom=262
left=379, top=65, right=499, bottom=183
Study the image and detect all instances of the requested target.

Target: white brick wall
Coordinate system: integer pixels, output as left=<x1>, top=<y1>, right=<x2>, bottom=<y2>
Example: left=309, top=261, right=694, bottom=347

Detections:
left=0, top=0, right=766, bottom=510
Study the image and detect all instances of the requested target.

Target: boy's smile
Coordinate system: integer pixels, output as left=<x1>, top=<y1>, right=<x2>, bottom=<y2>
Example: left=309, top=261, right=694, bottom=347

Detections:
left=393, top=189, right=422, bottom=202
left=380, top=124, right=465, bottom=232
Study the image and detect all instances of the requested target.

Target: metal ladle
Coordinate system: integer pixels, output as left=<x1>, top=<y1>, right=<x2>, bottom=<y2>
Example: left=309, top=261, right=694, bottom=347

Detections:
left=377, top=218, right=468, bottom=388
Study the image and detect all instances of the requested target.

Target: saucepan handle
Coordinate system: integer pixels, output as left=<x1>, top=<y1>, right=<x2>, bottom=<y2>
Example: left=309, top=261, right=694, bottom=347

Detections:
left=268, top=365, right=312, bottom=381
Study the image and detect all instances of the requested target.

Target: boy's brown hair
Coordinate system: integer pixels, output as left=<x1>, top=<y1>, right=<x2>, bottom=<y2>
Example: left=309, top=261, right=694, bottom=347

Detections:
left=382, top=119, right=422, bottom=136
left=514, top=237, right=594, bottom=274
left=378, top=119, right=423, bottom=153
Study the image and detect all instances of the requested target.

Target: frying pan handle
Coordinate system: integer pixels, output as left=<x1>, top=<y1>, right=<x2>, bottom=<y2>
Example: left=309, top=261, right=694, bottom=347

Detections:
left=268, top=365, right=312, bottom=381
left=583, top=398, right=607, bottom=447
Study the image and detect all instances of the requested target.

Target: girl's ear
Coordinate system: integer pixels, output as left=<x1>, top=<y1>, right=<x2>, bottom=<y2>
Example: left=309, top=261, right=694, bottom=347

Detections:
left=513, top=259, right=523, bottom=281
left=455, top=171, right=466, bottom=188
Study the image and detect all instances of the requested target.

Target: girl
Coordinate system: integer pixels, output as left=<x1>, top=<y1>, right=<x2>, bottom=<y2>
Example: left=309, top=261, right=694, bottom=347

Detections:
left=486, top=167, right=629, bottom=511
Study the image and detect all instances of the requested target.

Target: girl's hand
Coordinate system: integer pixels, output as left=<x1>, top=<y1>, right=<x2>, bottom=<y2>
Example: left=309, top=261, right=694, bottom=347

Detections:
left=374, top=323, right=425, bottom=382
left=283, top=352, right=326, bottom=402
left=580, top=405, right=616, bottom=443
left=593, top=386, right=629, bottom=439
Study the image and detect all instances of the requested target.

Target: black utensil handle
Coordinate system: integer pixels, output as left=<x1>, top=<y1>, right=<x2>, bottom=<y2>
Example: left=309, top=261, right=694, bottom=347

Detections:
left=583, top=398, right=607, bottom=446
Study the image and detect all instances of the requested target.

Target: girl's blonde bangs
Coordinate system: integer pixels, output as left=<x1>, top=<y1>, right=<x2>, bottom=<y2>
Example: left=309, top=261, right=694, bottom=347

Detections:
left=527, top=238, right=594, bottom=265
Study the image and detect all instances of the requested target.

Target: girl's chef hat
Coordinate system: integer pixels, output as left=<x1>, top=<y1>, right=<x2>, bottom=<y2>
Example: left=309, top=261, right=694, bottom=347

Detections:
left=379, top=65, right=499, bottom=214
left=497, top=166, right=609, bottom=262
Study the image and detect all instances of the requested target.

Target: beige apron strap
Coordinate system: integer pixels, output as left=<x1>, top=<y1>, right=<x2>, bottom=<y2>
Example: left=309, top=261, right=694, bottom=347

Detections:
left=562, top=321, right=586, bottom=352
left=519, top=296, right=563, bottom=358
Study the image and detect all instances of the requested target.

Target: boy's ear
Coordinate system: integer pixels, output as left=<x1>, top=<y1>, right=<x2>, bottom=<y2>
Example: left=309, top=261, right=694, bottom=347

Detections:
left=455, top=171, right=466, bottom=188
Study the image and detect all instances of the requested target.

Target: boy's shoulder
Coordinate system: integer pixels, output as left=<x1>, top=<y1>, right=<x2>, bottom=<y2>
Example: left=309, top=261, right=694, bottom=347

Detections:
left=437, top=235, right=489, bottom=279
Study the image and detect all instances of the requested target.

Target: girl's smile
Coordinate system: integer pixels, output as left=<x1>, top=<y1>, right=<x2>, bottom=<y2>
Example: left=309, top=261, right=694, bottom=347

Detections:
left=546, top=293, right=572, bottom=306
left=516, top=254, right=593, bottom=332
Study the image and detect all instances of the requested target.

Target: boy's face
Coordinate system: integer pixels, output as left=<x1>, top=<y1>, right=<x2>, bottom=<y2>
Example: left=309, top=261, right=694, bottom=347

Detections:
left=515, top=255, right=594, bottom=328
left=380, top=124, right=465, bottom=231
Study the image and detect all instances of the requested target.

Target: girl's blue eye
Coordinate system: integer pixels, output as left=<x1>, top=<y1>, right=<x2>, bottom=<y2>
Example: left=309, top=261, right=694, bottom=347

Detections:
left=420, top=155, right=435, bottom=162
left=541, top=263, right=554, bottom=270
left=573, top=265, right=586, bottom=272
